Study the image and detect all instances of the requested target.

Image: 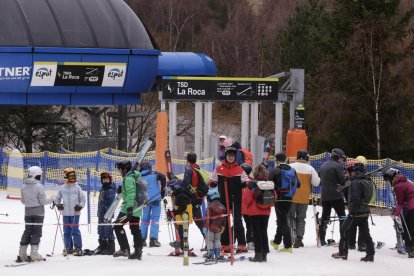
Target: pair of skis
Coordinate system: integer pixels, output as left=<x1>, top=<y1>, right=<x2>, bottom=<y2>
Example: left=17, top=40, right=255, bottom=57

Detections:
left=193, top=256, right=247, bottom=265
left=103, top=138, right=153, bottom=222
left=311, top=192, right=321, bottom=247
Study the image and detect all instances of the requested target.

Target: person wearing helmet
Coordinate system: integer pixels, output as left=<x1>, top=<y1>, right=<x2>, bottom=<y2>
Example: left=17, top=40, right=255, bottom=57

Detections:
left=113, top=160, right=144, bottom=260
left=269, top=152, right=299, bottom=253
left=332, top=162, right=375, bottom=262
left=318, top=148, right=347, bottom=246
left=94, top=172, right=116, bottom=255
left=55, top=168, right=85, bottom=256
left=139, top=161, right=166, bottom=248
left=210, top=146, right=249, bottom=253
left=204, top=187, right=226, bottom=261
left=240, top=163, right=254, bottom=251
left=288, top=150, right=320, bottom=248
left=17, top=166, right=54, bottom=262
left=385, top=170, right=414, bottom=258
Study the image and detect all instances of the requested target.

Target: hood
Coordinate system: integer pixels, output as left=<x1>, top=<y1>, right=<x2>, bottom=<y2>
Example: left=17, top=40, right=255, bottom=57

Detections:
left=25, top=178, right=38, bottom=185
left=140, top=169, right=152, bottom=176
left=394, top=174, right=408, bottom=184
left=278, top=163, right=291, bottom=170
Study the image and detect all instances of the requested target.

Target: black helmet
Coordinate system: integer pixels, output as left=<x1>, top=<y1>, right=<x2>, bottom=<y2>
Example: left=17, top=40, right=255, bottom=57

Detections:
left=240, top=163, right=252, bottom=175
left=115, top=160, right=132, bottom=172
left=225, top=147, right=237, bottom=155
left=139, top=161, right=152, bottom=172
left=383, top=169, right=399, bottom=182
left=348, top=163, right=365, bottom=173
left=331, top=148, right=347, bottom=160
left=297, top=150, right=309, bottom=161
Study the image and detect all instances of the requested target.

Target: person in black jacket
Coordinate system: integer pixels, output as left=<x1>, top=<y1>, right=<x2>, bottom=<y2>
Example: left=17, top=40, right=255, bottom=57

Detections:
left=95, top=172, right=116, bottom=255
left=268, top=152, right=299, bottom=253
left=319, top=148, right=347, bottom=246
left=332, top=162, right=375, bottom=262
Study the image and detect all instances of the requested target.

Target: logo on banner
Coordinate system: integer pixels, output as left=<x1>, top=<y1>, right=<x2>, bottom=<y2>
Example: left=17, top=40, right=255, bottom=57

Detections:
left=31, top=63, right=57, bottom=86
left=0, top=66, right=31, bottom=81
left=102, top=65, right=126, bottom=87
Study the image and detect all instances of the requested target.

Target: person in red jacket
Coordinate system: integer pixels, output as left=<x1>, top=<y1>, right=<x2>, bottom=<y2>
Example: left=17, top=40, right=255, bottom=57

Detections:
left=241, top=163, right=254, bottom=251
left=244, top=164, right=274, bottom=262
left=386, top=172, right=414, bottom=258
left=210, top=147, right=249, bottom=253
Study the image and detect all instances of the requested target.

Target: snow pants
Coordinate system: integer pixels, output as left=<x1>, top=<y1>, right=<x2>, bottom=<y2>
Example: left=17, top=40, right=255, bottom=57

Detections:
left=288, top=203, right=308, bottom=240
left=113, top=212, right=143, bottom=251
left=63, top=215, right=82, bottom=250
left=20, top=215, right=44, bottom=246
left=251, top=215, right=270, bottom=254
left=141, top=200, right=161, bottom=240
left=274, top=201, right=292, bottom=248
left=338, top=215, right=375, bottom=256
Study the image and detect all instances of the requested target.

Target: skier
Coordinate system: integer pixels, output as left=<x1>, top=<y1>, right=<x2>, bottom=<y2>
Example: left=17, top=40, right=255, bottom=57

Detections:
left=241, top=163, right=254, bottom=251
left=113, top=160, right=144, bottom=260
left=319, top=148, right=347, bottom=246
left=210, top=146, right=249, bottom=253
left=288, top=150, right=320, bottom=248
left=244, top=164, right=274, bottom=262
left=269, top=152, right=299, bottom=253
left=332, top=162, right=375, bottom=262
left=218, top=135, right=227, bottom=162
left=204, top=188, right=227, bottom=261
left=384, top=170, right=414, bottom=258
left=17, top=166, right=54, bottom=262
left=55, top=168, right=85, bottom=256
left=166, top=177, right=196, bottom=256
left=95, top=171, right=116, bottom=255
left=139, top=161, right=166, bottom=247
left=182, top=153, right=207, bottom=240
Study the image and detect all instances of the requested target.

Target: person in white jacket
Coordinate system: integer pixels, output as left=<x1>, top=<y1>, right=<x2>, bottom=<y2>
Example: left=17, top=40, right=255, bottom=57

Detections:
left=288, top=150, right=320, bottom=248
left=18, top=166, right=54, bottom=262
left=55, top=168, right=85, bottom=256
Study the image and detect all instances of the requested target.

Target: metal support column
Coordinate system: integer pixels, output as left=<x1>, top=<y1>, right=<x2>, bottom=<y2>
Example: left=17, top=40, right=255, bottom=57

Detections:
left=117, top=105, right=128, bottom=151
left=194, top=102, right=203, bottom=159
left=203, top=102, right=213, bottom=159
left=275, top=102, right=283, bottom=153
left=241, top=102, right=249, bottom=149
left=168, top=101, right=178, bottom=154
left=250, top=101, right=259, bottom=166
left=289, top=68, right=305, bottom=129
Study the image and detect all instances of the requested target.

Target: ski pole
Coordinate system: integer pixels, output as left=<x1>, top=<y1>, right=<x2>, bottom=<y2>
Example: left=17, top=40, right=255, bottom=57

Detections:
left=223, top=180, right=234, bottom=265
left=400, top=213, right=412, bottom=241
left=50, top=208, right=61, bottom=256
left=54, top=208, right=68, bottom=259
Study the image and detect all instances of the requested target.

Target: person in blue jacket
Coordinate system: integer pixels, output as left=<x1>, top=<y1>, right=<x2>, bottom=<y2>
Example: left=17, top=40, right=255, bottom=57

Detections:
left=95, top=171, right=116, bottom=255
left=139, top=162, right=166, bottom=247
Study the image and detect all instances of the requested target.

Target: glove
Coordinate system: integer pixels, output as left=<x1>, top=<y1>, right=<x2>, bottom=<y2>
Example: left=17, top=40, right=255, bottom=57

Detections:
left=56, top=204, right=64, bottom=211
left=127, top=207, right=133, bottom=220
left=166, top=209, right=175, bottom=221
left=117, top=186, right=122, bottom=194
left=74, top=205, right=83, bottom=212
left=241, top=181, right=247, bottom=188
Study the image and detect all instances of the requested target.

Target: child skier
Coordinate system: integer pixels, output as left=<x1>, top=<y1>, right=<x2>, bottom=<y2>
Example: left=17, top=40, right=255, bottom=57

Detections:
left=18, top=166, right=54, bottom=262
left=55, top=168, right=86, bottom=256
left=204, top=188, right=227, bottom=261
left=95, top=171, right=116, bottom=255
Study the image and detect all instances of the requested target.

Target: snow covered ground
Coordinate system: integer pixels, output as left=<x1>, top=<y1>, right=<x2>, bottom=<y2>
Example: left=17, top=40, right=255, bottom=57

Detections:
left=0, top=190, right=412, bottom=276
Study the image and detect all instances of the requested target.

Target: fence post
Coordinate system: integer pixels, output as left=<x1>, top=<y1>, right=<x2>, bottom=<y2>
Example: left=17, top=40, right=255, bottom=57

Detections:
left=42, top=151, right=48, bottom=186
left=87, top=168, right=91, bottom=233
left=385, top=158, right=391, bottom=209
left=0, top=148, right=3, bottom=187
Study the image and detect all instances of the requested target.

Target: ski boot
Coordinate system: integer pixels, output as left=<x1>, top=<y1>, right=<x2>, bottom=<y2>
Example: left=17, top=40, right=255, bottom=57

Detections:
left=72, top=248, right=83, bottom=256
left=236, top=244, right=248, bottom=254
left=279, top=247, right=293, bottom=253
left=30, top=244, right=45, bottom=261
left=262, top=252, right=268, bottom=262
left=94, top=239, right=106, bottom=255
left=17, top=245, right=29, bottom=262
left=249, top=252, right=263, bottom=262
left=128, top=248, right=142, bottom=260
left=331, top=252, right=347, bottom=260
left=293, top=237, right=304, bottom=248
left=142, top=240, right=147, bottom=247
left=169, top=248, right=183, bottom=256
left=113, top=248, right=130, bottom=257
left=149, top=238, right=161, bottom=247
left=188, top=249, right=197, bottom=257
left=221, top=245, right=230, bottom=253
left=103, top=240, right=115, bottom=255
left=270, top=240, right=279, bottom=250
left=360, top=255, right=374, bottom=262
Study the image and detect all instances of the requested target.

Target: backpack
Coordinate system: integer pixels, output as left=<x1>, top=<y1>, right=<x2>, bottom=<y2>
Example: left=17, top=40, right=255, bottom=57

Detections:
left=280, top=167, right=298, bottom=197
left=255, top=181, right=276, bottom=209
left=192, top=168, right=209, bottom=197
left=240, top=148, right=253, bottom=166
left=136, top=178, right=149, bottom=207
left=362, top=179, right=375, bottom=206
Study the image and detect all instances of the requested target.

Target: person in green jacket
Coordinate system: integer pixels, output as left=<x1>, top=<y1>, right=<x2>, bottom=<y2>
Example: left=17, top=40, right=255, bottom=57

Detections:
left=113, top=160, right=144, bottom=260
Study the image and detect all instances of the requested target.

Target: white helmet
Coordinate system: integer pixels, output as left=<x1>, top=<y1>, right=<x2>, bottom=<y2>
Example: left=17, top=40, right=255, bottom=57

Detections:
left=28, top=166, right=43, bottom=178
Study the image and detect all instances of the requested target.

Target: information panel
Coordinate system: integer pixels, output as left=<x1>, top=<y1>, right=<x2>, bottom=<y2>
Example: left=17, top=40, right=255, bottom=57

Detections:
left=30, top=62, right=127, bottom=87
left=162, top=76, right=279, bottom=101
